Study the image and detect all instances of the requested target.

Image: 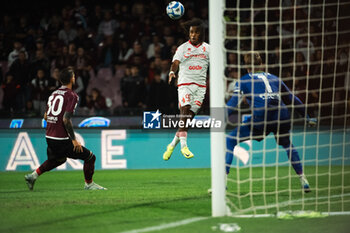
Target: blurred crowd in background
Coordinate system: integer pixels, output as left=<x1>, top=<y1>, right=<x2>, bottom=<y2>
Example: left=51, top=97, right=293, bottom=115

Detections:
left=0, top=0, right=349, bottom=123
left=0, top=0, right=209, bottom=117
left=224, top=0, right=350, bottom=123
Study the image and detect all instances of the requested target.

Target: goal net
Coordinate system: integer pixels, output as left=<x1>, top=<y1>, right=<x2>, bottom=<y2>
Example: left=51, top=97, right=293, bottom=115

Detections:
left=210, top=0, right=350, bottom=216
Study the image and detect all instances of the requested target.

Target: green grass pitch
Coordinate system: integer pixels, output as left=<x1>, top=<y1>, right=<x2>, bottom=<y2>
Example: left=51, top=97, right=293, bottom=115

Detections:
left=0, top=168, right=349, bottom=233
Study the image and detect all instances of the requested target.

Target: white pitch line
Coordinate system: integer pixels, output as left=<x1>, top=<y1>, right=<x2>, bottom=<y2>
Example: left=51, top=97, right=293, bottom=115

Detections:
left=327, top=211, right=350, bottom=216
left=122, top=193, right=350, bottom=232
left=231, top=211, right=350, bottom=218
left=253, top=193, right=350, bottom=212
left=228, top=193, right=350, bottom=217
left=120, top=217, right=209, bottom=233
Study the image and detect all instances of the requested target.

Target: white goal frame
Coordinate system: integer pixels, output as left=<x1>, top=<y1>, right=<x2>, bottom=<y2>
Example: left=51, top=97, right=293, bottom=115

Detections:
left=209, top=0, right=226, bottom=217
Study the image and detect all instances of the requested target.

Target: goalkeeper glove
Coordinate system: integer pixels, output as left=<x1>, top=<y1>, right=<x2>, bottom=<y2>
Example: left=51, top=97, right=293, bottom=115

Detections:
left=307, top=117, right=317, bottom=127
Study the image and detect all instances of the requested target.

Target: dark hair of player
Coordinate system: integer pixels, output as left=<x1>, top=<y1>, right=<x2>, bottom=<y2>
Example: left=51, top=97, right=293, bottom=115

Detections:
left=244, top=51, right=263, bottom=71
left=59, top=68, right=74, bottom=85
left=182, top=18, right=205, bottom=42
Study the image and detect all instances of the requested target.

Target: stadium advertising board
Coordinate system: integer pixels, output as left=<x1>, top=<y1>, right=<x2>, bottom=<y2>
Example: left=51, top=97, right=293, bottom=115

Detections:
left=0, top=128, right=348, bottom=172
left=0, top=129, right=211, bottom=171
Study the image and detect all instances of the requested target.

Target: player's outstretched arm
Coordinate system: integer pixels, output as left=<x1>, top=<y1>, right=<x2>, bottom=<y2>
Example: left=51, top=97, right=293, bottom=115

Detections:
left=63, top=112, right=83, bottom=153
left=281, top=81, right=307, bottom=117
left=168, top=60, right=180, bottom=84
left=281, top=80, right=317, bottom=126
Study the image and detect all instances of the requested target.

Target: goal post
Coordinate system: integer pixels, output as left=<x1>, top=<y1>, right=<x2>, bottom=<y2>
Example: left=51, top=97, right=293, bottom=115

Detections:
left=209, top=0, right=226, bottom=217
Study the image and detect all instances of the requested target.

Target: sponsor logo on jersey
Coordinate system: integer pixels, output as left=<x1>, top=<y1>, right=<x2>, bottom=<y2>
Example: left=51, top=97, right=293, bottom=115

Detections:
left=47, top=116, right=58, bottom=123
left=189, top=65, right=202, bottom=70
left=184, top=53, right=207, bottom=59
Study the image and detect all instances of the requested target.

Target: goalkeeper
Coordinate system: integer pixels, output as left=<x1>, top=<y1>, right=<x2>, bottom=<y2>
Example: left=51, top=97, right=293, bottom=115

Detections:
left=226, top=51, right=316, bottom=193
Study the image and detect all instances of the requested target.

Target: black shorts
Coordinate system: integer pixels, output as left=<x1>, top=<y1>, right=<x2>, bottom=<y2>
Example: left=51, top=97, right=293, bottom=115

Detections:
left=251, top=121, right=291, bottom=145
left=46, top=138, right=92, bottom=161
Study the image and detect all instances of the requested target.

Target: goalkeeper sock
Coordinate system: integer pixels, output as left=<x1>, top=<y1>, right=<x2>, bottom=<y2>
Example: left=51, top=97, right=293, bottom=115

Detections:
left=179, top=131, right=188, bottom=149
left=283, top=143, right=303, bottom=175
left=225, top=152, right=233, bottom=174
left=170, top=132, right=180, bottom=148
left=226, top=131, right=238, bottom=174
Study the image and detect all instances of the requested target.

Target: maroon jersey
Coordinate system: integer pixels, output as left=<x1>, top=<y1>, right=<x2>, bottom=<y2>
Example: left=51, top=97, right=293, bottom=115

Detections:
left=45, top=86, right=78, bottom=139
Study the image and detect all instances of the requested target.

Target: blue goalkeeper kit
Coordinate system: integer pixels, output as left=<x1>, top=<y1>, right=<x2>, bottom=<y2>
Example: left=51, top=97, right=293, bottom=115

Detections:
left=225, top=71, right=308, bottom=175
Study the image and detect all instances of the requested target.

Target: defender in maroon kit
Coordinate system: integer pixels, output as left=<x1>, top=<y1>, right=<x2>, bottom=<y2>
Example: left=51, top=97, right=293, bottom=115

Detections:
left=25, top=68, right=107, bottom=190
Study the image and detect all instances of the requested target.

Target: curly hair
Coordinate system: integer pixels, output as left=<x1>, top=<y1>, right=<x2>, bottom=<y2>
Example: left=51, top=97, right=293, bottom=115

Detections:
left=181, top=18, right=205, bottom=42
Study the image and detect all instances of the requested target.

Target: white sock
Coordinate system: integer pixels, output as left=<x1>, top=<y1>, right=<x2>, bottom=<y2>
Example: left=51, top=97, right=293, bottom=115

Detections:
left=170, top=135, right=180, bottom=148
left=31, top=170, right=38, bottom=179
left=180, top=137, right=187, bottom=149
left=299, top=174, right=308, bottom=181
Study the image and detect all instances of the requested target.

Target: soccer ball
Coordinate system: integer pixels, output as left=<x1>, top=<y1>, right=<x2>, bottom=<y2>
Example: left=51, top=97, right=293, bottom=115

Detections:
left=166, top=1, right=185, bottom=20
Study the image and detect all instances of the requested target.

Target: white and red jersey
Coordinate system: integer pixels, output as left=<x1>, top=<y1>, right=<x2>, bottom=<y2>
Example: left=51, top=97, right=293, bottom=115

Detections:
left=172, top=40, right=210, bottom=87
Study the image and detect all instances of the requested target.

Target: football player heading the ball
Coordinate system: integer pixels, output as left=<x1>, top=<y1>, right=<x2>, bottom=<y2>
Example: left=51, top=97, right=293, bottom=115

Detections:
left=163, top=18, right=209, bottom=160
left=25, top=67, right=107, bottom=191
